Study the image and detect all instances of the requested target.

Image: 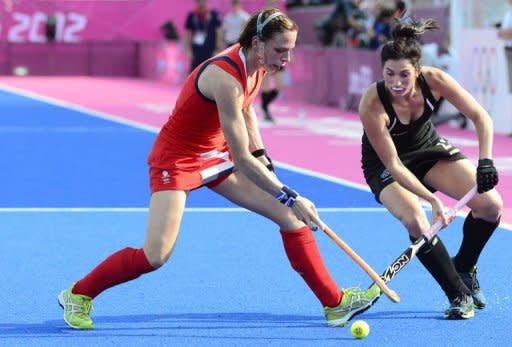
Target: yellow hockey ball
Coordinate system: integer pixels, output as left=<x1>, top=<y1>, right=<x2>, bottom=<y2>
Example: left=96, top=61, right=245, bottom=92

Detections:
left=350, top=320, right=370, bottom=339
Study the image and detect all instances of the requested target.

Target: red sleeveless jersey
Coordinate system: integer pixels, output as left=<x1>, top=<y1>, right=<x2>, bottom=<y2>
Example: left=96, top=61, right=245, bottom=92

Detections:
left=148, top=44, right=265, bottom=192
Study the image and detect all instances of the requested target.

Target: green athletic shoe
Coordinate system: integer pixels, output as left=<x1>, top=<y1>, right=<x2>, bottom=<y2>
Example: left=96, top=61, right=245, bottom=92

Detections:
left=58, top=285, right=94, bottom=330
left=444, top=294, right=475, bottom=320
left=324, top=284, right=380, bottom=327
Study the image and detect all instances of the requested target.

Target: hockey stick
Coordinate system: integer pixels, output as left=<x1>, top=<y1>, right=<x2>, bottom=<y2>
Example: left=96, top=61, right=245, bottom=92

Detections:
left=322, top=225, right=401, bottom=303
left=374, top=186, right=477, bottom=286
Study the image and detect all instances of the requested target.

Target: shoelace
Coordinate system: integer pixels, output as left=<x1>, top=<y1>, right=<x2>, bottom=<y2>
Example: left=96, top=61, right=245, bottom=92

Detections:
left=449, top=295, right=471, bottom=309
left=67, top=296, right=93, bottom=317
left=450, top=297, right=462, bottom=307
left=469, top=268, right=481, bottom=292
left=81, top=300, right=93, bottom=314
left=344, top=287, right=371, bottom=307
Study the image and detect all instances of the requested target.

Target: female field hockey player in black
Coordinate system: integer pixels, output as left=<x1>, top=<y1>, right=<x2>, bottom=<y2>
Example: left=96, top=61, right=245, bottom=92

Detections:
left=359, top=18, right=502, bottom=319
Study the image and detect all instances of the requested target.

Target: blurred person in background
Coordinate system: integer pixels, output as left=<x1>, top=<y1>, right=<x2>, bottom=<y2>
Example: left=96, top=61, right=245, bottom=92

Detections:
left=314, top=0, right=348, bottom=46
left=497, top=0, right=512, bottom=93
left=394, top=0, right=408, bottom=19
left=223, top=0, right=250, bottom=47
left=367, top=2, right=395, bottom=50
left=345, top=0, right=369, bottom=48
left=45, top=14, right=57, bottom=42
left=315, top=0, right=368, bottom=48
left=261, top=0, right=288, bottom=122
left=184, top=0, right=223, bottom=72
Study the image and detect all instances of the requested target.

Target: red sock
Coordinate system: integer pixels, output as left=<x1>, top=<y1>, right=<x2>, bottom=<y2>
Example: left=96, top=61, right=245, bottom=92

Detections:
left=73, top=247, right=154, bottom=298
left=280, top=226, right=341, bottom=307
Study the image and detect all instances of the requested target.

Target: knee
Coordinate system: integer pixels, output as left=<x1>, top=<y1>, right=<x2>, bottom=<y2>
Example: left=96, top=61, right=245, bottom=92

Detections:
left=279, top=220, right=305, bottom=231
left=399, top=212, right=429, bottom=239
left=472, top=195, right=503, bottom=222
left=274, top=209, right=305, bottom=231
left=143, top=242, right=175, bottom=269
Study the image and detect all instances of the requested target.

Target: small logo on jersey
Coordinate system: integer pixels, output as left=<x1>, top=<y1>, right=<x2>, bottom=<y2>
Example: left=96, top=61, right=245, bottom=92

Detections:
left=436, top=138, right=460, bottom=155
left=391, top=130, right=408, bottom=137
left=380, top=168, right=393, bottom=182
left=162, top=170, right=170, bottom=184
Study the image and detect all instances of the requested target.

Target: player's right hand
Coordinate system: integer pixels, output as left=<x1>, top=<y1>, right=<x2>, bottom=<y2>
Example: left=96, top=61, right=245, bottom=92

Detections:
left=429, top=197, right=452, bottom=230
left=291, top=196, right=326, bottom=231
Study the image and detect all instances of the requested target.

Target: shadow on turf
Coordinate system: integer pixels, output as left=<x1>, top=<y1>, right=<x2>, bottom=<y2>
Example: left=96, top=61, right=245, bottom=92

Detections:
left=0, top=312, right=321, bottom=335
left=0, top=310, right=442, bottom=338
left=362, top=310, right=445, bottom=320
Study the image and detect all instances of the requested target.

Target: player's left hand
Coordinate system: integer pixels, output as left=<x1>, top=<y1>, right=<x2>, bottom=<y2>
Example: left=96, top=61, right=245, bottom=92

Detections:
left=477, top=159, right=499, bottom=193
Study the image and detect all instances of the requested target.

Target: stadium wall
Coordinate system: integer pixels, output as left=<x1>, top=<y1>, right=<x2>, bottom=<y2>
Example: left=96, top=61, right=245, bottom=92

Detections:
left=0, top=0, right=266, bottom=43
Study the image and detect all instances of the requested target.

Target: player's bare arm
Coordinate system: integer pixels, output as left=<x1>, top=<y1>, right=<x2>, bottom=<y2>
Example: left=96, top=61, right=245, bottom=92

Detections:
left=423, top=67, right=494, bottom=159
left=215, top=26, right=224, bottom=53
left=202, top=65, right=322, bottom=227
left=497, top=27, right=512, bottom=39
left=243, top=104, right=273, bottom=169
left=199, top=65, right=281, bottom=192
left=359, top=84, right=448, bottom=225
left=183, top=29, right=193, bottom=60
left=242, top=104, right=265, bottom=152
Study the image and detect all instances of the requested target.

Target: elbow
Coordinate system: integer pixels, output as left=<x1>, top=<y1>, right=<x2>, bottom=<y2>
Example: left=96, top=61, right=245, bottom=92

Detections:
left=383, top=159, right=402, bottom=177
left=471, top=112, right=493, bottom=131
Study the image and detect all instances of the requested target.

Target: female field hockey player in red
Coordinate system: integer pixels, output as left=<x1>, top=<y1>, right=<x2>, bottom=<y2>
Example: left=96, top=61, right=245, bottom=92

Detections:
left=58, top=8, right=380, bottom=330
left=359, top=18, right=502, bottom=319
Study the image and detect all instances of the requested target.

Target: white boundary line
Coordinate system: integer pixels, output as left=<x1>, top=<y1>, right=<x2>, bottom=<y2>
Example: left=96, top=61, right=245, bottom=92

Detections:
left=0, top=83, right=160, bottom=133
left=1, top=207, right=509, bottom=230
left=1, top=83, right=510, bottom=231
left=274, top=161, right=371, bottom=192
left=0, top=82, right=371, bottom=195
left=0, top=207, right=387, bottom=213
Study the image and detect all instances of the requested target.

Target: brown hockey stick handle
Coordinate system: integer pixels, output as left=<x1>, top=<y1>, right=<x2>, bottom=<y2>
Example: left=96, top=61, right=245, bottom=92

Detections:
left=322, top=225, right=401, bottom=303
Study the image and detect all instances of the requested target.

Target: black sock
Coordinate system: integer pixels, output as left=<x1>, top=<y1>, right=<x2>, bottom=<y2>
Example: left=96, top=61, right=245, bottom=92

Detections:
left=261, top=91, right=271, bottom=111
left=453, top=212, right=500, bottom=273
left=266, top=89, right=279, bottom=104
left=262, top=89, right=279, bottom=110
left=412, top=235, right=469, bottom=301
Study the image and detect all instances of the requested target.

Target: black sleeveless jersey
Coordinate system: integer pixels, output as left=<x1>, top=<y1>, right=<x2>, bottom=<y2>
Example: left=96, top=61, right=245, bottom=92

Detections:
left=361, top=73, right=440, bottom=162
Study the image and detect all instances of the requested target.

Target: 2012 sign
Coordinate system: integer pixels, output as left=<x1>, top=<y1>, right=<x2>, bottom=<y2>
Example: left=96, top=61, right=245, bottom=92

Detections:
left=7, top=12, right=87, bottom=43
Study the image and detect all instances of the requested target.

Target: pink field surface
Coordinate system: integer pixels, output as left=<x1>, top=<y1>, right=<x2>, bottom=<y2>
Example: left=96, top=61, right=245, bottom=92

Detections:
left=1, top=76, right=510, bottom=227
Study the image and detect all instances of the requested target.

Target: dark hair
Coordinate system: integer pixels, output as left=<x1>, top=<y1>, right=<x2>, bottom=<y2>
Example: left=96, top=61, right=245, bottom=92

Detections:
left=396, top=0, right=406, bottom=13
left=380, top=18, right=438, bottom=67
left=238, top=8, right=298, bottom=49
